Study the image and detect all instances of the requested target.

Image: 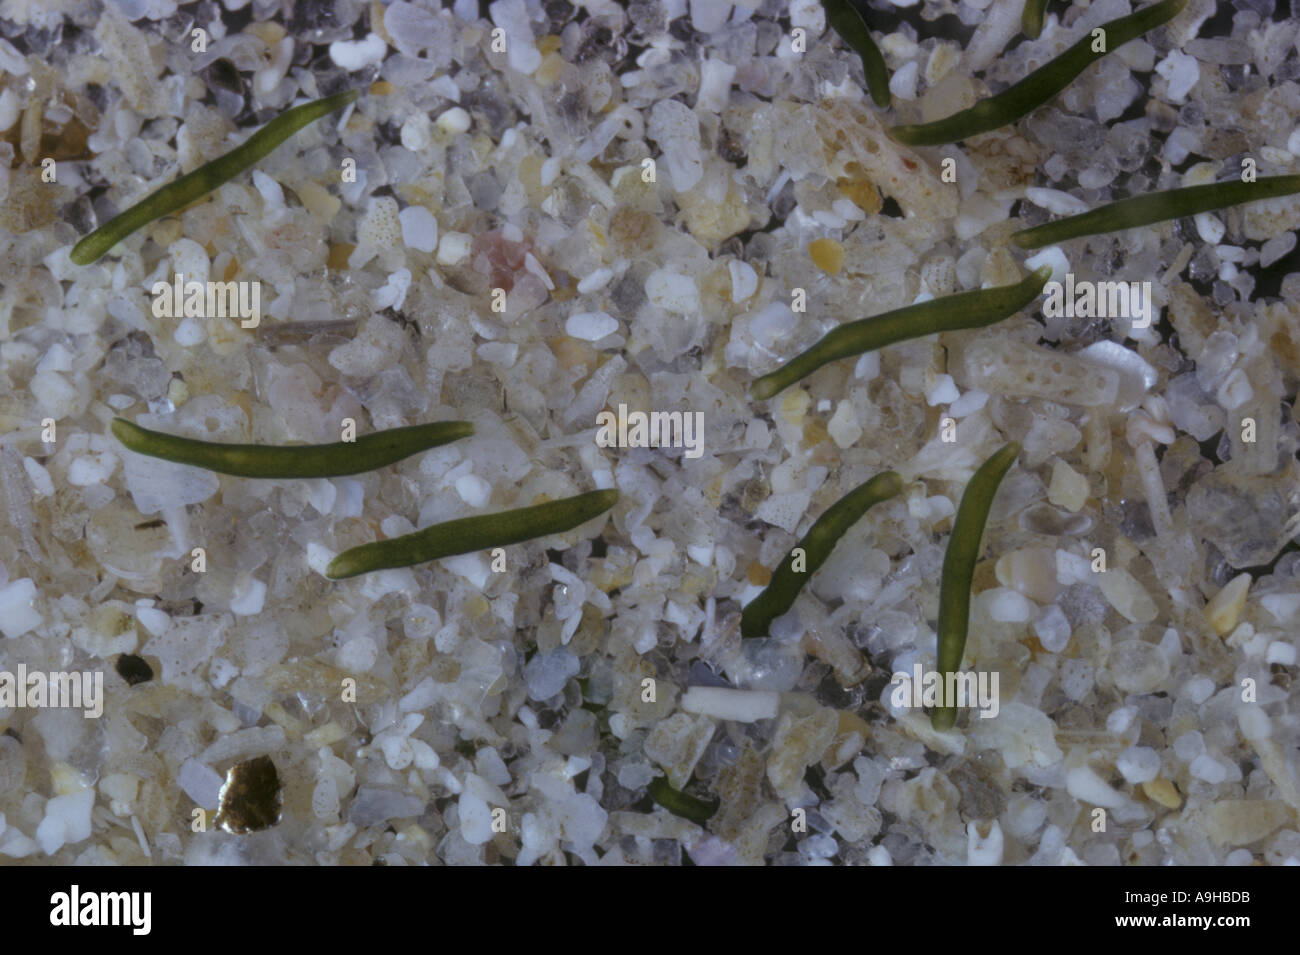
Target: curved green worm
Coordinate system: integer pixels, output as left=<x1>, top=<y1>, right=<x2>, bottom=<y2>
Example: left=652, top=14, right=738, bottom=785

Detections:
left=823, top=0, right=891, bottom=108
left=889, top=0, right=1186, bottom=146
left=71, top=89, right=359, bottom=265
left=932, top=441, right=1020, bottom=732
left=326, top=489, right=619, bottom=579
left=647, top=776, right=719, bottom=825
left=111, top=417, right=472, bottom=478
left=1022, top=0, right=1050, bottom=40
left=1012, top=175, right=1300, bottom=249
left=741, top=471, right=903, bottom=638
left=751, top=265, right=1052, bottom=400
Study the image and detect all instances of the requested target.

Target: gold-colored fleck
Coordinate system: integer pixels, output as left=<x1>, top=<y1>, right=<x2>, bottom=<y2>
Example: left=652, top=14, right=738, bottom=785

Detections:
left=1142, top=777, right=1182, bottom=810
left=327, top=242, right=355, bottom=270
left=808, top=238, right=845, bottom=275
left=836, top=162, right=881, bottom=213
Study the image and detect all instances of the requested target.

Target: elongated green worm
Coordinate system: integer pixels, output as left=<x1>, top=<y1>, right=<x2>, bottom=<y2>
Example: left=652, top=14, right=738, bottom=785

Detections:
left=112, top=417, right=472, bottom=478
left=1022, top=0, right=1050, bottom=40
left=71, top=89, right=359, bottom=265
left=822, top=0, right=892, bottom=108
left=889, top=0, right=1186, bottom=146
left=741, top=471, right=903, bottom=638
left=751, top=265, right=1052, bottom=400
left=932, top=441, right=1020, bottom=732
left=647, top=776, right=719, bottom=824
left=326, top=489, right=619, bottom=579
left=1012, top=175, right=1300, bottom=249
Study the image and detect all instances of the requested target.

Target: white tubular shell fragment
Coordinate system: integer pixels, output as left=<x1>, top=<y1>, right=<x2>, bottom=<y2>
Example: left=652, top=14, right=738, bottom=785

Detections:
left=1133, top=441, right=1174, bottom=542
left=680, top=687, right=779, bottom=723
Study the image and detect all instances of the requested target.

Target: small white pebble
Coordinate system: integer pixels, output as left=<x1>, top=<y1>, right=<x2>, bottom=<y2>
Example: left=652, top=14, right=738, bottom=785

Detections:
left=827, top=400, right=862, bottom=449
left=35, top=788, right=94, bottom=855
left=888, top=60, right=918, bottom=100
left=966, top=819, right=1003, bottom=865
left=436, top=231, right=471, bottom=266
left=1048, top=458, right=1089, bottom=512
left=491, top=0, right=542, bottom=73
left=1266, top=641, right=1297, bottom=665
left=1106, top=705, right=1138, bottom=735
left=1055, top=550, right=1092, bottom=585
left=697, top=56, right=737, bottom=112
left=1259, top=593, right=1300, bottom=621
left=67, top=452, right=116, bottom=486
left=1033, top=604, right=1071, bottom=652
left=399, top=206, right=439, bottom=252
left=832, top=198, right=864, bottom=222
left=565, top=311, right=619, bottom=341
left=576, top=267, right=613, bottom=294
left=1260, top=232, right=1297, bottom=268
left=1180, top=676, right=1215, bottom=704
left=1173, top=730, right=1204, bottom=761
left=477, top=341, right=518, bottom=366
left=0, top=579, right=42, bottom=638
left=1066, top=766, right=1126, bottom=808
left=1155, top=49, right=1199, bottom=103
left=647, top=99, right=703, bottom=192
left=540, top=156, right=562, bottom=186
left=174, top=318, right=206, bottom=347
left=854, top=351, right=880, bottom=382
left=454, top=473, right=491, bottom=508
left=400, top=112, right=433, bottom=152
left=339, top=636, right=378, bottom=672
left=985, top=587, right=1033, bottom=623
left=1237, top=706, right=1271, bottom=741
left=436, top=106, right=471, bottom=135
left=1215, top=367, right=1253, bottom=410
left=459, top=791, right=494, bottom=844
left=948, top=389, right=988, bottom=417
left=644, top=269, right=700, bottom=314
left=135, top=605, right=171, bottom=636
left=0, top=87, right=20, bottom=130
left=1025, top=189, right=1089, bottom=217
left=925, top=373, right=960, bottom=406
left=22, top=458, right=55, bottom=498
left=251, top=170, right=284, bottom=209
left=229, top=575, right=266, bottom=616
left=1189, top=753, right=1228, bottom=784
left=1116, top=746, right=1160, bottom=784
left=31, top=371, right=83, bottom=419
left=306, top=542, right=335, bottom=576
left=328, top=33, right=387, bottom=70
left=728, top=260, right=758, bottom=302
left=523, top=252, right=553, bottom=290
left=372, top=268, right=412, bottom=311
left=1023, top=244, right=1071, bottom=284
left=1194, top=211, right=1226, bottom=245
